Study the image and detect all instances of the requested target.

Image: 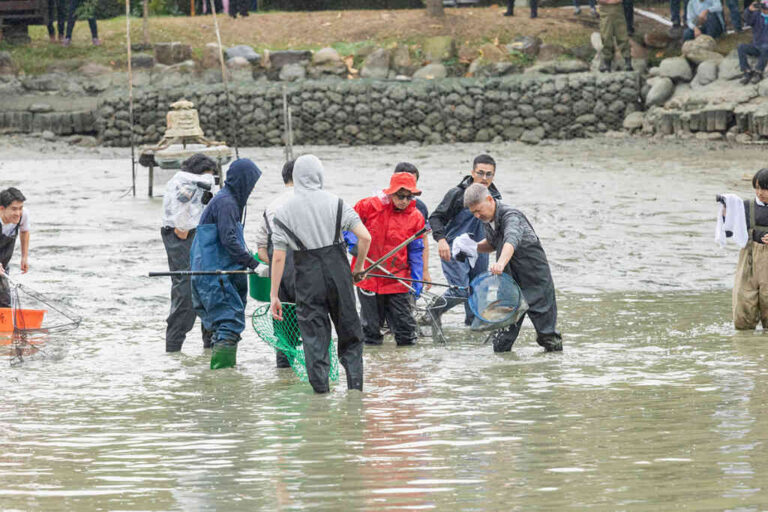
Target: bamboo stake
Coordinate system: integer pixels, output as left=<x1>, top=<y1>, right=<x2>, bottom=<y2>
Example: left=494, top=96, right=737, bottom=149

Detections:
left=207, top=0, right=240, bottom=159
left=125, top=0, right=136, bottom=197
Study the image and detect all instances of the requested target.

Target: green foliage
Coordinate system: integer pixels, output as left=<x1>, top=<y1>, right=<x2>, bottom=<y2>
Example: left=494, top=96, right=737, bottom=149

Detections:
left=507, top=49, right=533, bottom=68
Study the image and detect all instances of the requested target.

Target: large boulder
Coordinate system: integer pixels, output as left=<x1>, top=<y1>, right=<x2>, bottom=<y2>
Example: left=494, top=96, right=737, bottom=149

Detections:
left=0, top=51, right=16, bottom=75
left=390, top=45, right=413, bottom=74
left=312, top=47, right=342, bottom=66
left=659, top=57, right=693, bottom=82
left=131, top=53, right=155, bottom=68
left=718, top=51, right=743, bottom=80
left=413, top=63, right=447, bottom=79
left=78, top=62, right=112, bottom=77
left=269, top=50, right=312, bottom=70
left=693, top=60, right=719, bottom=87
left=554, top=59, right=589, bottom=73
left=422, top=36, right=455, bottom=63
left=360, top=48, right=391, bottom=79
left=202, top=43, right=221, bottom=69
left=279, top=63, right=306, bottom=81
left=225, top=44, right=260, bottom=64
left=537, top=44, right=567, bottom=62
left=623, top=111, right=644, bottom=130
left=682, top=36, right=723, bottom=66
left=154, top=42, right=192, bottom=65
left=507, top=35, right=542, bottom=57
left=644, top=31, right=674, bottom=49
left=645, top=77, right=675, bottom=106
left=226, top=56, right=250, bottom=70
left=478, top=43, right=506, bottom=63
left=458, top=45, right=479, bottom=62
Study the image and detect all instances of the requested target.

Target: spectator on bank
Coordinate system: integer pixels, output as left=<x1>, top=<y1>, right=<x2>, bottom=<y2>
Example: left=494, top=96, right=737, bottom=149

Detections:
left=230, top=0, right=249, bottom=18
left=738, top=0, right=768, bottom=84
left=623, top=0, right=635, bottom=35
left=671, top=0, right=689, bottom=30
left=599, top=0, right=632, bottom=72
left=573, top=0, right=598, bottom=17
left=683, top=0, right=725, bottom=41
left=47, top=0, right=65, bottom=43
left=503, top=0, right=538, bottom=18
left=62, top=0, right=100, bottom=46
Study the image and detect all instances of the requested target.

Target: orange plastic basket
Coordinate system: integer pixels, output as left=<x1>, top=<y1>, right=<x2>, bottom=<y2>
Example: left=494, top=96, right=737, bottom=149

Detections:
left=0, top=308, right=46, bottom=332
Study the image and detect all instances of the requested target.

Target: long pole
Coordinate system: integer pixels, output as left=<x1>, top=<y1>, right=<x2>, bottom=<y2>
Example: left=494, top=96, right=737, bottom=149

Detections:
left=208, top=0, right=240, bottom=159
left=125, top=0, right=136, bottom=197
left=148, top=270, right=259, bottom=277
left=365, top=273, right=467, bottom=290
left=359, top=226, right=430, bottom=279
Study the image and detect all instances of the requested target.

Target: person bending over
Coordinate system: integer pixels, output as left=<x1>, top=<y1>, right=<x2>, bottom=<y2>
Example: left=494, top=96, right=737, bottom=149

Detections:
left=464, top=183, right=562, bottom=353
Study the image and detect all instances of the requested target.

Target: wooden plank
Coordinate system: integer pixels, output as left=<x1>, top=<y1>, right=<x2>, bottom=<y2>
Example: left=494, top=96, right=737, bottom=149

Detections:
left=0, top=1, right=39, bottom=10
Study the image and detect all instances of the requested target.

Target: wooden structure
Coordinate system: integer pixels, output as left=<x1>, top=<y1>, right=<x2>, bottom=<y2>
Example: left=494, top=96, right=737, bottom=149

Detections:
left=138, top=99, right=232, bottom=197
left=0, top=0, right=47, bottom=44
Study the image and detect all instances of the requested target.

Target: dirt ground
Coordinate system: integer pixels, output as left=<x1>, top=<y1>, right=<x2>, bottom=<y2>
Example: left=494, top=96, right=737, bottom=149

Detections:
left=5, top=5, right=678, bottom=74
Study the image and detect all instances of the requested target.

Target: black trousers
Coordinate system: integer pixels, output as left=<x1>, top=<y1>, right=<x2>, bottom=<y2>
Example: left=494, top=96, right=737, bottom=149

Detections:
left=358, top=289, right=417, bottom=346
left=623, top=0, right=634, bottom=34
left=507, top=0, right=537, bottom=17
left=0, top=276, right=9, bottom=308
left=162, top=228, right=209, bottom=352
left=65, top=0, right=97, bottom=39
left=492, top=300, right=560, bottom=352
left=230, top=0, right=249, bottom=16
left=47, top=0, right=65, bottom=37
left=294, top=245, right=364, bottom=393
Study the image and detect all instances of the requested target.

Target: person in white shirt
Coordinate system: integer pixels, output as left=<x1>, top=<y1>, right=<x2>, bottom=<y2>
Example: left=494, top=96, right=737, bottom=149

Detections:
left=161, top=154, right=217, bottom=352
left=0, top=187, right=30, bottom=307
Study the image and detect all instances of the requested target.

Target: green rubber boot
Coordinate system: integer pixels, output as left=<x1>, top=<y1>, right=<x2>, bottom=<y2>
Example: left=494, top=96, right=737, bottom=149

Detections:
left=210, top=342, right=237, bottom=370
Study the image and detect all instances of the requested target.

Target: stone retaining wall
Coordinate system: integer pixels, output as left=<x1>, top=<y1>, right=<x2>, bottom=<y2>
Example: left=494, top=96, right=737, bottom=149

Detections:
left=97, top=72, right=643, bottom=147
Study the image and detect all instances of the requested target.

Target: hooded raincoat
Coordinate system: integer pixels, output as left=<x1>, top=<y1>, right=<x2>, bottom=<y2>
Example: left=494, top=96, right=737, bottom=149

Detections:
left=191, top=159, right=261, bottom=344
left=271, top=155, right=365, bottom=393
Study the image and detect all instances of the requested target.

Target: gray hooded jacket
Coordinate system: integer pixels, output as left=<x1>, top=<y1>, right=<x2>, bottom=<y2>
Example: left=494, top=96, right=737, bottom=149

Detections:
left=272, top=155, right=361, bottom=251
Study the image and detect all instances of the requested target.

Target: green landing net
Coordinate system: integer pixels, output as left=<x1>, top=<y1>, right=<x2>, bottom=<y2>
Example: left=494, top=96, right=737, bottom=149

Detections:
left=251, top=303, right=338, bottom=383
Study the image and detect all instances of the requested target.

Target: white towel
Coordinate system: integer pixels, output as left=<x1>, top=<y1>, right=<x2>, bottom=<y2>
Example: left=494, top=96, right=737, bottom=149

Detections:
left=715, top=193, right=748, bottom=248
left=451, top=233, right=478, bottom=267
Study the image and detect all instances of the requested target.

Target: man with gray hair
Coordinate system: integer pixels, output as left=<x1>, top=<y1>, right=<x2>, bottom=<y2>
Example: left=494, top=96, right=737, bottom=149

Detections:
left=269, top=154, right=372, bottom=394
left=462, top=183, right=562, bottom=353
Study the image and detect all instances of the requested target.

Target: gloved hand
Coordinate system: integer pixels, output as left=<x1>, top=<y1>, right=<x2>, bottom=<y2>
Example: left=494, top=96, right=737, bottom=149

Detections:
left=407, top=237, right=424, bottom=298
left=451, top=233, right=478, bottom=267
left=343, top=230, right=358, bottom=256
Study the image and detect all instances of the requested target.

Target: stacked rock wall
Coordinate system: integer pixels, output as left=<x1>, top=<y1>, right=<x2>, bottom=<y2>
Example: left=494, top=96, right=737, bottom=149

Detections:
left=97, top=72, right=642, bottom=147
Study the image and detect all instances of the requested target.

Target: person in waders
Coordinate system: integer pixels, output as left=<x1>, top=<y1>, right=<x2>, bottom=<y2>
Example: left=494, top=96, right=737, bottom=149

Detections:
left=0, top=188, right=30, bottom=307
left=728, top=168, right=768, bottom=330
left=191, top=159, right=262, bottom=369
left=428, top=154, right=502, bottom=326
left=463, top=183, right=562, bottom=353
left=350, top=172, right=425, bottom=346
left=269, top=155, right=372, bottom=394
left=255, top=159, right=295, bottom=368
left=161, top=154, right=217, bottom=353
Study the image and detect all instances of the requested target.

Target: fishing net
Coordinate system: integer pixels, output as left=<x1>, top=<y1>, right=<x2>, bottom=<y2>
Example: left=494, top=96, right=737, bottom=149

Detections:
left=468, top=272, right=529, bottom=332
left=251, top=303, right=339, bottom=383
left=1, top=274, right=82, bottom=366
left=413, top=291, right=448, bottom=344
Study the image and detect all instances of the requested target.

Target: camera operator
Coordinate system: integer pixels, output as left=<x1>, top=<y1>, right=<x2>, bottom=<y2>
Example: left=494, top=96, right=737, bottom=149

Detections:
left=161, top=153, right=218, bottom=353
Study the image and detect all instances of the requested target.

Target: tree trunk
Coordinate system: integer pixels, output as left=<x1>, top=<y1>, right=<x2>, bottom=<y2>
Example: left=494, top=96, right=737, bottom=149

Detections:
left=142, top=0, right=150, bottom=46
left=426, top=0, right=444, bottom=17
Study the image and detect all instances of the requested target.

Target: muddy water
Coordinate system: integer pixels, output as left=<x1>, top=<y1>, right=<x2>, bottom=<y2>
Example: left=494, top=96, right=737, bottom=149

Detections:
left=1, top=137, right=767, bottom=510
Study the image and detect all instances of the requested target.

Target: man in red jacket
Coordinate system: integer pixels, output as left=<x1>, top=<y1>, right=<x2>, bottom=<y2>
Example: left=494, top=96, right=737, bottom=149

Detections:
left=352, top=173, right=425, bottom=346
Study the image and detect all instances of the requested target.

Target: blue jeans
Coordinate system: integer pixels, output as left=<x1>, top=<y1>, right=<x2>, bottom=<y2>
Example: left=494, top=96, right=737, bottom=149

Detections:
left=65, top=0, right=97, bottom=39
left=683, top=12, right=724, bottom=40
left=438, top=251, right=489, bottom=325
left=670, top=0, right=688, bottom=26
left=738, top=43, right=768, bottom=72
left=726, top=0, right=742, bottom=30
left=572, top=0, right=596, bottom=8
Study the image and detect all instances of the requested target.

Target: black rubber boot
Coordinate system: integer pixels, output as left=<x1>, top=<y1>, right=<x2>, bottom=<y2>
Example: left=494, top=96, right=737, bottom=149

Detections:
left=599, top=59, right=610, bottom=73
left=751, top=71, right=763, bottom=85
left=740, top=70, right=753, bottom=85
left=537, top=333, right=563, bottom=352
left=624, top=57, right=633, bottom=71
left=276, top=350, right=291, bottom=368
left=202, top=325, right=213, bottom=349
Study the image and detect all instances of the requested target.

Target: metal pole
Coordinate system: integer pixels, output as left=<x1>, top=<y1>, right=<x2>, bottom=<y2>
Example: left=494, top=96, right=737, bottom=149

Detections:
left=208, top=0, right=239, bottom=159
left=125, top=0, right=136, bottom=197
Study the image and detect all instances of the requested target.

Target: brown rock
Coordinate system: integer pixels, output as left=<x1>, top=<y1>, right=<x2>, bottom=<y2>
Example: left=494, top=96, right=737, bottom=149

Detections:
left=78, top=62, right=112, bottom=77
left=537, top=44, right=566, bottom=62
left=479, top=43, right=505, bottom=63
left=458, top=45, right=479, bottom=63
left=629, top=39, right=648, bottom=60
left=644, top=31, right=673, bottom=49
left=202, top=43, right=221, bottom=69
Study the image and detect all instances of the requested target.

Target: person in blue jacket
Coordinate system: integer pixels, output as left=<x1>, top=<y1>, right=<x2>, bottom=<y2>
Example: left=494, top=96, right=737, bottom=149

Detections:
left=428, top=154, right=502, bottom=326
left=191, top=158, right=261, bottom=369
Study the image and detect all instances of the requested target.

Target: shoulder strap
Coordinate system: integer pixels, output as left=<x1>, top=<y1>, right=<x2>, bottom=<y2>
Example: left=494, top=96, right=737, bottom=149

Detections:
left=274, top=217, right=308, bottom=252
left=263, top=210, right=272, bottom=237
left=750, top=200, right=756, bottom=236
left=334, top=198, right=343, bottom=244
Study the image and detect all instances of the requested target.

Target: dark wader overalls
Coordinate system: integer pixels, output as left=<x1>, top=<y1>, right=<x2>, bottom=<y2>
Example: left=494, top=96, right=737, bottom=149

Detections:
left=733, top=200, right=768, bottom=329
left=488, top=211, right=561, bottom=353
left=264, top=211, right=296, bottom=368
left=274, top=199, right=364, bottom=394
left=0, top=221, right=21, bottom=308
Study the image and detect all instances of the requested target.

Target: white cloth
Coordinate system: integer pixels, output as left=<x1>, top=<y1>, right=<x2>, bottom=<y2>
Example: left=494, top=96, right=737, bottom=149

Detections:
left=715, top=193, right=748, bottom=248
left=1, top=210, right=30, bottom=237
left=451, top=232, right=478, bottom=267
left=161, top=171, right=215, bottom=231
